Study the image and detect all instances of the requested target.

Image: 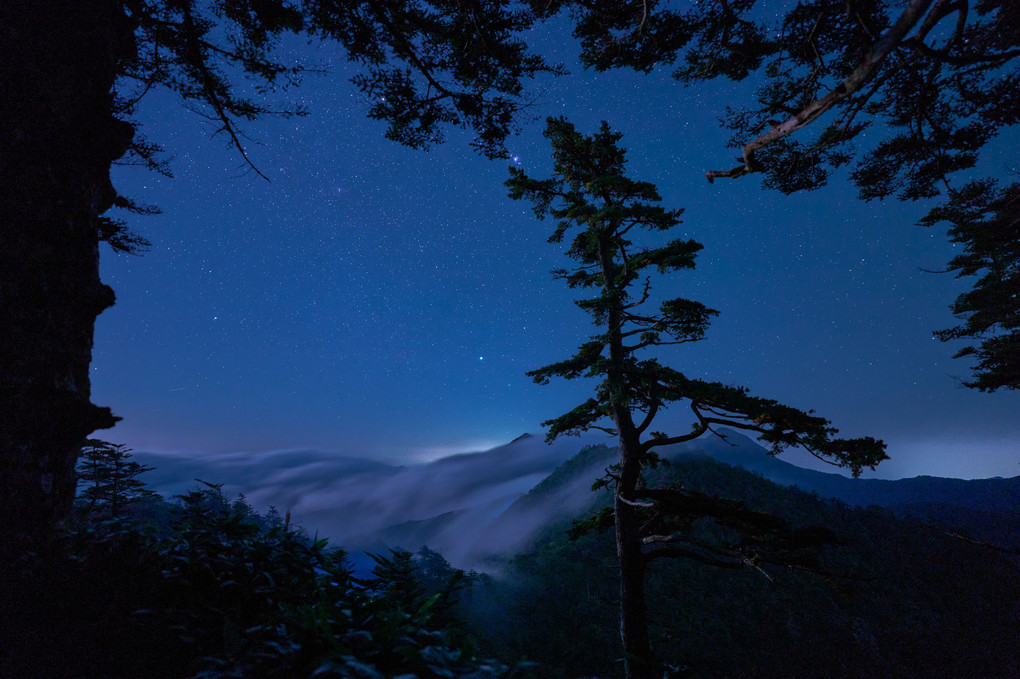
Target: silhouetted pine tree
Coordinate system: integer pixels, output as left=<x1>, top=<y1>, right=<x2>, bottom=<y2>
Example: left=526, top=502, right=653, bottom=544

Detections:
left=75, top=439, right=158, bottom=517
left=507, top=117, right=887, bottom=679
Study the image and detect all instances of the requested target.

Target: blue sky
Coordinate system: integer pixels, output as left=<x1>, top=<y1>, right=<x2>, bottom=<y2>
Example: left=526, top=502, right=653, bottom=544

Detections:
left=91, top=28, right=1019, bottom=480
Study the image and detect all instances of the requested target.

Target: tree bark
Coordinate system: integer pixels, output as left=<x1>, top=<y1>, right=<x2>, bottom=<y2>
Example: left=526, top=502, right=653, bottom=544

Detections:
left=599, top=236, right=655, bottom=679
left=615, top=471, right=654, bottom=679
left=0, top=1, right=134, bottom=544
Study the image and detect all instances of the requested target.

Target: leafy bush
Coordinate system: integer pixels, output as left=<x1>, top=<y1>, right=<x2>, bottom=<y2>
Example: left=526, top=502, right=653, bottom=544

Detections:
left=1, top=482, right=511, bottom=679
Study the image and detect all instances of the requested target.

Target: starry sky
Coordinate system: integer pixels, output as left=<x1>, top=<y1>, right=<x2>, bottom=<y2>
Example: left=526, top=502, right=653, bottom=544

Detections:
left=92, top=27, right=1019, bottom=480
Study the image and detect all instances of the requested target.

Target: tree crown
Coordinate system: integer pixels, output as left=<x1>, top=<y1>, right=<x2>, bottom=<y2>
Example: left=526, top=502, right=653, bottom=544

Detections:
left=507, top=117, right=887, bottom=476
left=559, top=0, right=1019, bottom=390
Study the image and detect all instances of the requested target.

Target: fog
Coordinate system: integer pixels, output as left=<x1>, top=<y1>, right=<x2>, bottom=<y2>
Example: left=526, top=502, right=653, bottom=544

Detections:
left=135, top=432, right=618, bottom=566
left=135, top=429, right=1008, bottom=569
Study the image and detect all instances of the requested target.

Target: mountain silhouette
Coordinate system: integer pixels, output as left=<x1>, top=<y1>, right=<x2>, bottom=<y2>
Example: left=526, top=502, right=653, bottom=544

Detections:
left=134, top=431, right=1020, bottom=563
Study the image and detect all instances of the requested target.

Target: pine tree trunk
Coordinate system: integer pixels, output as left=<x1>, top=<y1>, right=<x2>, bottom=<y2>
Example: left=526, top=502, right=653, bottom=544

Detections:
left=0, top=1, right=134, bottom=543
left=597, top=234, right=655, bottom=679
left=615, top=461, right=654, bottom=679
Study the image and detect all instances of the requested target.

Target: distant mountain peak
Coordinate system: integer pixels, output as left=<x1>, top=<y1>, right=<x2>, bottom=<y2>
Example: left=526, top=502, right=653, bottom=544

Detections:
left=510, top=433, right=535, bottom=444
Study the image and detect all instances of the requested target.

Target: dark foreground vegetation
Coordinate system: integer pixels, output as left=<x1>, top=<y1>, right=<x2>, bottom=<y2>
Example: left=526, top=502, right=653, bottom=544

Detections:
left=0, top=480, right=508, bottom=679
left=3, top=444, right=1018, bottom=679
left=464, top=448, right=1020, bottom=679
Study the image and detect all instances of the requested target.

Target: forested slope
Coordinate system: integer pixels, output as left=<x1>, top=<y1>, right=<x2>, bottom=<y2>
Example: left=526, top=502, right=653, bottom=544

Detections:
left=464, top=453, right=1020, bottom=679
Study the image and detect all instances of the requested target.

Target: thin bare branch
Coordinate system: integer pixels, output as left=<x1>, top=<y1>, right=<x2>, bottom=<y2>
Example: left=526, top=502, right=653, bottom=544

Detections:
left=180, top=0, right=270, bottom=181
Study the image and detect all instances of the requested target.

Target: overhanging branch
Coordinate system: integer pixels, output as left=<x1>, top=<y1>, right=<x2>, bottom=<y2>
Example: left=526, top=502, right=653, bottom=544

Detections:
left=180, top=0, right=270, bottom=181
left=705, top=0, right=936, bottom=183
left=644, top=544, right=744, bottom=569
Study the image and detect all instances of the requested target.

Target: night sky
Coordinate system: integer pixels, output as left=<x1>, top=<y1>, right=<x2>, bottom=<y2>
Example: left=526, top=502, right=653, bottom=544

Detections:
left=92, top=28, right=1018, bottom=480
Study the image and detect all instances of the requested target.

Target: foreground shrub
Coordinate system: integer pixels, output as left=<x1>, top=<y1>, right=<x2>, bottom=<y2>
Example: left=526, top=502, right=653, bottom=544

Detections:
left=1, top=483, right=509, bottom=679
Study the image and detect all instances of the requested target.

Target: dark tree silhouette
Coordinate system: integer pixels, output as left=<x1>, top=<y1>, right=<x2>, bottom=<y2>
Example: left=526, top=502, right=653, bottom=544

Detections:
left=0, top=0, right=561, bottom=543
left=1, top=2, right=132, bottom=542
left=507, top=117, right=887, bottom=679
left=922, top=180, right=1020, bottom=390
left=76, top=439, right=157, bottom=517
left=561, top=0, right=1020, bottom=390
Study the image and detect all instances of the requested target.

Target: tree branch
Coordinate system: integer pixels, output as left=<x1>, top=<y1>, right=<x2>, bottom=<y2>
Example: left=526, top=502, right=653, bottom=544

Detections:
left=635, top=401, right=659, bottom=436
left=179, top=0, right=270, bottom=181
left=643, top=543, right=744, bottom=569
left=619, top=496, right=656, bottom=508
left=705, top=0, right=936, bottom=183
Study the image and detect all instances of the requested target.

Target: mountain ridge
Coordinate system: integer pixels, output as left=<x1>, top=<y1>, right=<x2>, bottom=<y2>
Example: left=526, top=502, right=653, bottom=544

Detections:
left=132, top=432, right=1020, bottom=563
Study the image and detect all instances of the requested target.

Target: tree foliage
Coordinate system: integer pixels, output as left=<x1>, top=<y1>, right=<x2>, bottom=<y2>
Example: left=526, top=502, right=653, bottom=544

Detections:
left=107, top=0, right=568, bottom=244
left=117, top=0, right=563, bottom=177
left=75, top=439, right=159, bottom=517
left=507, top=117, right=887, bottom=471
left=506, top=117, right=886, bottom=678
left=2, top=483, right=507, bottom=679
left=560, top=0, right=1020, bottom=389
left=469, top=452, right=1020, bottom=679
left=0, top=0, right=562, bottom=538
left=922, top=179, right=1020, bottom=390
